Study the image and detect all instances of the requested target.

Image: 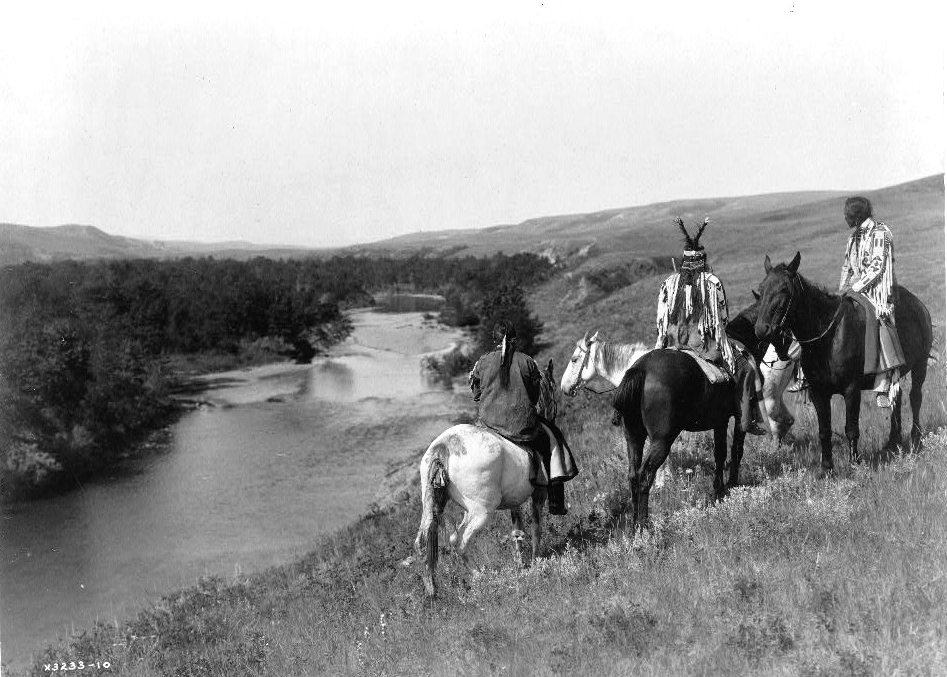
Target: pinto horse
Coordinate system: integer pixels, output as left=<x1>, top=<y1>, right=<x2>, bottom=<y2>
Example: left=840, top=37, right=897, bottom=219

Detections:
left=560, top=301, right=796, bottom=527
left=414, top=360, right=558, bottom=598
left=754, top=252, right=932, bottom=468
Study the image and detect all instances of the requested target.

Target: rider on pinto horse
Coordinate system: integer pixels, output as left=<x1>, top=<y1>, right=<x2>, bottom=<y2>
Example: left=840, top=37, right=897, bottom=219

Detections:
left=655, top=218, right=768, bottom=436
left=468, top=321, right=577, bottom=514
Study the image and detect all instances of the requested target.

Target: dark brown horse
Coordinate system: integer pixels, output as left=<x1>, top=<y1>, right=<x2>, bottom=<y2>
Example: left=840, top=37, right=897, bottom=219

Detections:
left=606, top=301, right=789, bottom=527
left=754, top=252, right=932, bottom=469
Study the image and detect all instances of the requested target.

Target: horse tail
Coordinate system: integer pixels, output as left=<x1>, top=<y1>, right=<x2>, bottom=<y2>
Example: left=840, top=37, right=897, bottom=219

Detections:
left=426, top=457, right=449, bottom=565
left=417, top=445, right=450, bottom=597
left=612, top=367, right=646, bottom=432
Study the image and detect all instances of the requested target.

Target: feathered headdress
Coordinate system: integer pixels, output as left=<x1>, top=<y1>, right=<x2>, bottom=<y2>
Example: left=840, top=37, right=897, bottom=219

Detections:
left=675, top=217, right=710, bottom=251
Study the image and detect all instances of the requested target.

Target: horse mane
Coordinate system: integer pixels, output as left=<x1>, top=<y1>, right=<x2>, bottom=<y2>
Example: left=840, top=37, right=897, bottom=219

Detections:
left=537, top=369, right=558, bottom=421
left=597, top=337, right=650, bottom=373
left=771, top=264, right=840, bottom=304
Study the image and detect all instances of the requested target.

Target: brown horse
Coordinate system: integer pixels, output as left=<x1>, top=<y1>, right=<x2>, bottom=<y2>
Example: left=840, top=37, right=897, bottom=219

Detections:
left=754, top=252, right=932, bottom=469
left=561, top=299, right=795, bottom=528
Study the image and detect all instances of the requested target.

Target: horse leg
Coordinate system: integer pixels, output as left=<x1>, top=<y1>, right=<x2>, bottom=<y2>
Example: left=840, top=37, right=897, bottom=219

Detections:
left=809, top=388, right=835, bottom=474
left=449, top=511, right=470, bottom=550
left=635, top=439, right=671, bottom=528
left=454, top=509, right=492, bottom=571
left=888, top=388, right=904, bottom=451
left=529, top=486, right=547, bottom=562
left=509, top=507, right=527, bottom=567
left=728, top=425, right=746, bottom=490
left=624, top=427, right=646, bottom=529
left=762, top=362, right=794, bottom=443
left=712, top=425, right=728, bottom=500
left=843, top=385, right=861, bottom=465
left=910, top=361, right=928, bottom=451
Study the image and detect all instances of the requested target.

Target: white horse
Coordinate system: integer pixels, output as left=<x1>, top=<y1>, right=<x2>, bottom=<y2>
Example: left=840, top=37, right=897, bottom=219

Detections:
left=414, top=360, right=559, bottom=598
left=560, top=331, right=798, bottom=444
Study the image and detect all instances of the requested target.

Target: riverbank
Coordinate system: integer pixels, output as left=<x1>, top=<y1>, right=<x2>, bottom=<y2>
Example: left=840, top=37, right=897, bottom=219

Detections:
left=19, top=422, right=947, bottom=675
left=12, top=320, right=947, bottom=675
left=0, top=308, right=473, bottom=673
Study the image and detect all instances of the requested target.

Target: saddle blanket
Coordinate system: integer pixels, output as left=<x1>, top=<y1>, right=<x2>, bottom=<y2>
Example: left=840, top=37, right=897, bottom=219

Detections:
left=844, top=291, right=905, bottom=374
left=677, top=348, right=730, bottom=384
left=478, top=421, right=578, bottom=487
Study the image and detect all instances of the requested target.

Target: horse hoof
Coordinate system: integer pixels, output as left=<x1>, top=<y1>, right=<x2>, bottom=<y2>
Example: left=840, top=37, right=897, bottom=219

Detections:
left=817, top=467, right=835, bottom=480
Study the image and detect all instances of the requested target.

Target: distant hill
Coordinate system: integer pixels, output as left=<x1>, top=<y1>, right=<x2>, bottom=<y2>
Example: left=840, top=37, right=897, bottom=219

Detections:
left=2, top=175, right=942, bottom=314
left=354, top=173, right=944, bottom=316
left=0, top=224, right=322, bottom=265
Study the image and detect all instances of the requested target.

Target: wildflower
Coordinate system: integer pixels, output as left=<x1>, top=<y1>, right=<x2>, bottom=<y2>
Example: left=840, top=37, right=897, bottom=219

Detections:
left=379, top=613, right=387, bottom=638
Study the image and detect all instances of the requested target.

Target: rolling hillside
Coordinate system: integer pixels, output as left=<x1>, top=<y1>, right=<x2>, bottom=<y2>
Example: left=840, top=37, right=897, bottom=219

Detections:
left=0, top=224, right=317, bottom=265
left=2, top=174, right=942, bottom=317
left=365, top=174, right=944, bottom=309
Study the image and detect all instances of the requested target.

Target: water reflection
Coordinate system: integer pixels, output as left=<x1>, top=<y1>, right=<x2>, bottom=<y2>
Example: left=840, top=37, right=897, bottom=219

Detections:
left=0, top=307, right=462, bottom=669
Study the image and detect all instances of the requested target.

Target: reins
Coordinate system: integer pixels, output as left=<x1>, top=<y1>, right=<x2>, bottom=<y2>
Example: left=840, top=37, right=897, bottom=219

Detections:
left=780, top=274, right=845, bottom=345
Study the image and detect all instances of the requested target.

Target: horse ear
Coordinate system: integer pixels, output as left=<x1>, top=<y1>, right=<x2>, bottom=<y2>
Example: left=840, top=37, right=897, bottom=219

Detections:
left=752, top=289, right=761, bottom=301
left=788, top=251, right=801, bottom=274
left=591, top=330, right=600, bottom=342
left=582, top=331, right=590, bottom=346
left=764, top=255, right=773, bottom=274
left=546, top=359, right=554, bottom=379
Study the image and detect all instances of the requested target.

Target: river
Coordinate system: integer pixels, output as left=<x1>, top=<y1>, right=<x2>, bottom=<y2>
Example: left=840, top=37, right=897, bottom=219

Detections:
left=0, top=304, right=467, bottom=669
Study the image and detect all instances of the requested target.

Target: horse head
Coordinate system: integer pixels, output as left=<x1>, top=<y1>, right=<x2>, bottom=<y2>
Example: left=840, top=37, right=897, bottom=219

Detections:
left=560, top=330, right=601, bottom=397
left=755, top=251, right=801, bottom=343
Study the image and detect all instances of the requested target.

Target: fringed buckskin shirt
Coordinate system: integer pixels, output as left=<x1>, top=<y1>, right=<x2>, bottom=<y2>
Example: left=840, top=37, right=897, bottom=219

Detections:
left=655, top=271, right=737, bottom=374
left=468, top=350, right=541, bottom=442
left=839, top=217, right=896, bottom=319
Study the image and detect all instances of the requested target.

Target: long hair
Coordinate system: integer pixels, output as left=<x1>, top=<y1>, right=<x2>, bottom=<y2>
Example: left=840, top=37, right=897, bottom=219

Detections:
left=844, top=196, right=873, bottom=228
left=494, top=321, right=517, bottom=387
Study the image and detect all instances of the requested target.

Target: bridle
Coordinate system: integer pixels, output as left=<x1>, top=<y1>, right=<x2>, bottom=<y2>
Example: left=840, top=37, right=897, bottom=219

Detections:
left=772, top=273, right=845, bottom=346
left=567, top=338, right=618, bottom=395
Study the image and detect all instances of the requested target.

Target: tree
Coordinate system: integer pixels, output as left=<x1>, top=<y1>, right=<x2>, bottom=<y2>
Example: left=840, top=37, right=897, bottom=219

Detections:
left=475, top=284, right=544, bottom=356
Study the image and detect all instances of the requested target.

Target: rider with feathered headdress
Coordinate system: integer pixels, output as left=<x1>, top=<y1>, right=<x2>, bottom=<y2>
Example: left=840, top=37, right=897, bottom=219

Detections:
left=655, top=218, right=767, bottom=436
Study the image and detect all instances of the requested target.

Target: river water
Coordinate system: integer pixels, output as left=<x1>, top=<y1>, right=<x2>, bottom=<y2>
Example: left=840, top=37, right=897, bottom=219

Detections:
left=0, top=304, right=465, bottom=669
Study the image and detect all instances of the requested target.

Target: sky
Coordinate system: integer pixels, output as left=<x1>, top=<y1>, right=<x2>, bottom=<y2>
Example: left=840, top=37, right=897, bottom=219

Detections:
left=1, top=2, right=943, bottom=248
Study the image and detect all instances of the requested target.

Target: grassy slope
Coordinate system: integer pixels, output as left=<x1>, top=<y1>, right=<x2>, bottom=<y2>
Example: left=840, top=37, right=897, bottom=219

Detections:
left=16, top=176, right=947, bottom=676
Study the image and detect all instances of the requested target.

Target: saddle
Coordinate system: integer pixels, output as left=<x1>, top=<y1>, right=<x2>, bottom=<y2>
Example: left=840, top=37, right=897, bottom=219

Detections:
left=676, top=348, right=731, bottom=384
left=476, top=422, right=577, bottom=487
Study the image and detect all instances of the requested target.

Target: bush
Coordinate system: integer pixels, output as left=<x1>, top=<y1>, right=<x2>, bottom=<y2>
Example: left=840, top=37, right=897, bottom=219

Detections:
left=475, top=283, right=544, bottom=355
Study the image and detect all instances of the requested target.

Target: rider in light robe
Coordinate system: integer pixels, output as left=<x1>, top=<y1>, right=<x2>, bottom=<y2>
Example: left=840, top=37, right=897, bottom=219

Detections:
left=655, top=218, right=767, bottom=436
left=468, top=321, right=576, bottom=514
left=838, top=196, right=905, bottom=408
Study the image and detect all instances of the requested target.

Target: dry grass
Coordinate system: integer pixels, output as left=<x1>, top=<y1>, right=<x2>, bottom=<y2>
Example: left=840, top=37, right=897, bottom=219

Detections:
left=14, top=176, right=945, bottom=676
left=19, top=368, right=947, bottom=676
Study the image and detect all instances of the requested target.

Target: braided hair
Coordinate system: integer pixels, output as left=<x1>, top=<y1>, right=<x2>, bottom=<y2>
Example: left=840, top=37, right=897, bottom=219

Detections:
left=493, top=321, right=517, bottom=387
